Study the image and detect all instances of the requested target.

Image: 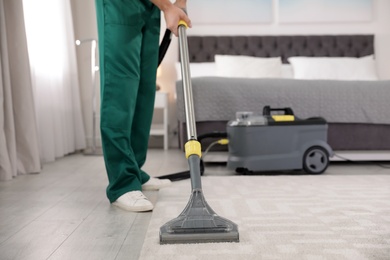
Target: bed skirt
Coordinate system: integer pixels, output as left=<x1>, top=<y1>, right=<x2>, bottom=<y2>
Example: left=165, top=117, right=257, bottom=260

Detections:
left=178, top=121, right=390, bottom=151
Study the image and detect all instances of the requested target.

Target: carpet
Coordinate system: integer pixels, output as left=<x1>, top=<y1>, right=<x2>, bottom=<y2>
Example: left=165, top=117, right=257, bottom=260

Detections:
left=139, top=175, right=390, bottom=260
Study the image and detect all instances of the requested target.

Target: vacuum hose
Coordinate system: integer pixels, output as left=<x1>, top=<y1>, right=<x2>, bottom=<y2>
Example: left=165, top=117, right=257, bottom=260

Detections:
left=158, top=29, right=172, bottom=66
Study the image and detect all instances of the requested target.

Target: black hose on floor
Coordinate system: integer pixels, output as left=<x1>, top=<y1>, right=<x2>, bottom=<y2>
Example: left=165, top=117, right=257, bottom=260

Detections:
left=157, top=131, right=228, bottom=181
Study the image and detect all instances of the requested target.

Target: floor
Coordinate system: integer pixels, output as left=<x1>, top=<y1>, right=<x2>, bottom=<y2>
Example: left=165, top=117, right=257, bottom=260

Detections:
left=0, top=149, right=389, bottom=260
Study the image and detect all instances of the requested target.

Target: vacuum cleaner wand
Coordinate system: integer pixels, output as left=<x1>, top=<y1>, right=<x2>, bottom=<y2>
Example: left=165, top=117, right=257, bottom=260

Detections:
left=159, top=21, right=239, bottom=245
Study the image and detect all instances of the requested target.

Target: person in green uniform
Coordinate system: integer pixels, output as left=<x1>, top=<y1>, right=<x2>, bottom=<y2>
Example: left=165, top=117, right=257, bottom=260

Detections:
left=95, top=0, right=191, bottom=212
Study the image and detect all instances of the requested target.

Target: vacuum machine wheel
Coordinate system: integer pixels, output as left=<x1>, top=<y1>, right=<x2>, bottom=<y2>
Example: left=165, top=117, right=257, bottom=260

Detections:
left=303, top=146, right=329, bottom=174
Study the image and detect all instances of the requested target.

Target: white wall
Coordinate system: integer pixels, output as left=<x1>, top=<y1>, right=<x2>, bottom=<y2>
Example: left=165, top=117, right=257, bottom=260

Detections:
left=71, top=0, right=390, bottom=149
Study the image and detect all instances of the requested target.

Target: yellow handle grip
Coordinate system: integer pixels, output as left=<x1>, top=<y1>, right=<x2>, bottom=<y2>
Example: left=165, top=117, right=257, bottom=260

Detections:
left=272, top=115, right=295, bottom=122
left=178, top=20, right=188, bottom=28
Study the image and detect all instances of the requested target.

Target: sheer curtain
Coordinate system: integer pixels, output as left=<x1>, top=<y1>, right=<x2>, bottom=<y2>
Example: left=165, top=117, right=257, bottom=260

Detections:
left=0, top=0, right=86, bottom=181
left=0, top=0, right=41, bottom=181
left=23, top=0, right=86, bottom=162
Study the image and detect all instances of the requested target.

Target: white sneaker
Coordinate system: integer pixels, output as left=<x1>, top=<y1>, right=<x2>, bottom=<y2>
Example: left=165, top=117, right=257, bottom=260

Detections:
left=112, top=191, right=153, bottom=212
left=142, top=177, right=172, bottom=191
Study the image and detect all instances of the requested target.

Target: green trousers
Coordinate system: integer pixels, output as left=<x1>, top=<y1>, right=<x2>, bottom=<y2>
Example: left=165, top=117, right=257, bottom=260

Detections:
left=95, top=0, right=161, bottom=203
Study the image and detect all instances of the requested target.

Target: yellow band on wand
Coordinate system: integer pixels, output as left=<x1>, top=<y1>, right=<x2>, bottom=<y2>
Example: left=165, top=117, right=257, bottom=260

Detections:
left=178, top=20, right=188, bottom=28
left=185, top=140, right=201, bottom=159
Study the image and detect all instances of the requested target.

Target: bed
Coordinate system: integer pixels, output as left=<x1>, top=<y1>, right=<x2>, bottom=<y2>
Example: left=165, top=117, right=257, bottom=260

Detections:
left=175, top=35, right=390, bottom=159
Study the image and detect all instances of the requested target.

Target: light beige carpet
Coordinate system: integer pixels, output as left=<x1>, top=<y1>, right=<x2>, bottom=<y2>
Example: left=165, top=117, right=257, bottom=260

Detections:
left=139, top=175, right=390, bottom=260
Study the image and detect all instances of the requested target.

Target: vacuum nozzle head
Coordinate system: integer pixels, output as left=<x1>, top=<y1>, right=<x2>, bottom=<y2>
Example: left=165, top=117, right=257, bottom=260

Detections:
left=159, top=190, right=239, bottom=244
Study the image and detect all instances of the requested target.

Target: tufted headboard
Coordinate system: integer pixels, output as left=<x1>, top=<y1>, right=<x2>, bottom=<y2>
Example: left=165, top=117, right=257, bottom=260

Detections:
left=187, top=35, right=374, bottom=64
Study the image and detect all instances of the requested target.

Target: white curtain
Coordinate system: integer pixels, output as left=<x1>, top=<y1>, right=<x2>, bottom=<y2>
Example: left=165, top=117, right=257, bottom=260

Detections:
left=0, top=0, right=41, bottom=181
left=23, top=0, right=86, bottom=162
left=0, top=0, right=86, bottom=181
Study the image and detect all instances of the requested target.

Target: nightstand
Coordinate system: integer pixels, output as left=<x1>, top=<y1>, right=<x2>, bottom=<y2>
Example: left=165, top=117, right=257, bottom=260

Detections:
left=150, top=91, right=168, bottom=150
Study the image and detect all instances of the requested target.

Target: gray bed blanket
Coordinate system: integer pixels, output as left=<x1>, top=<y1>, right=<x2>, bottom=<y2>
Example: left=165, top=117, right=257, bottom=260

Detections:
left=176, top=77, right=390, bottom=124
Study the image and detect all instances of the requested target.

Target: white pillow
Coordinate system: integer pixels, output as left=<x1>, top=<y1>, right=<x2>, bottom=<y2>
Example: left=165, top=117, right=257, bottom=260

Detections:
left=281, top=64, right=294, bottom=79
left=214, top=55, right=282, bottom=78
left=176, top=62, right=217, bottom=81
left=288, top=55, right=378, bottom=81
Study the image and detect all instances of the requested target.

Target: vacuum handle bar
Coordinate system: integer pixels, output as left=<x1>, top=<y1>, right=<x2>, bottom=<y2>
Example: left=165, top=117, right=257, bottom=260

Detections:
left=178, top=21, right=197, bottom=141
left=178, top=21, right=203, bottom=191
